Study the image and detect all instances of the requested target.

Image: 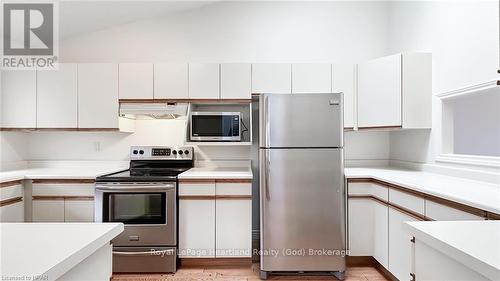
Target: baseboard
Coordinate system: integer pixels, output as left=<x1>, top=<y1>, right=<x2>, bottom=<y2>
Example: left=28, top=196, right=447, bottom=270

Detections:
left=346, top=256, right=398, bottom=281
left=180, top=258, right=252, bottom=267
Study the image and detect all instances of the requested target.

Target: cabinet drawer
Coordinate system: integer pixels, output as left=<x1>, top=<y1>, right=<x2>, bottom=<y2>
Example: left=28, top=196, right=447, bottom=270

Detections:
left=348, top=182, right=388, bottom=201
left=0, top=184, right=23, bottom=201
left=178, top=182, right=216, bottom=196
left=389, top=188, right=424, bottom=216
left=216, top=182, right=251, bottom=196
left=425, top=200, right=485, bottom=221
left=32, top=183, right=95, bottom=197
left=0, top=200, right=24, bottom=222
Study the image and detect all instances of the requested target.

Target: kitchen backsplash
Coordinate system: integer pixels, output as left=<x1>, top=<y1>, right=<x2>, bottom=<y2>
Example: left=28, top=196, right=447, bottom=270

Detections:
left=0, top=121, right=390, bottom=164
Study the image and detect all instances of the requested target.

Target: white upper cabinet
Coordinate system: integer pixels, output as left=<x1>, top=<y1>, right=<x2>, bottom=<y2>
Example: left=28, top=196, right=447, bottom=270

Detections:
left=357, top=54, right=402, bottom=128
left=220, top=63, right=251, bottom=99
left=188, top=63, right=220, bottom=99
left=332, top=64, right=356, bottom=129
left=78, top=64, right=119, bottom=128
left=357, top=53, right=431, bottom=129
left=37, top=63, right=78, bottom=128
left=154, top=63, right=189, bottom=99
left=291, top=63, right=331, bottom=94
left=401, top=52, right=432, bottom=129
left=118, top=63, right=153, bottom=99
left=252, top=64, right=291, bottom=94
left=1, top=70, right=37, bottom=128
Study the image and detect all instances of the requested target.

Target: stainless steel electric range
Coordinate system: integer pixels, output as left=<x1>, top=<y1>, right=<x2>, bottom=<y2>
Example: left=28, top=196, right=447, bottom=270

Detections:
left=95, top=146, right=194, bottom=273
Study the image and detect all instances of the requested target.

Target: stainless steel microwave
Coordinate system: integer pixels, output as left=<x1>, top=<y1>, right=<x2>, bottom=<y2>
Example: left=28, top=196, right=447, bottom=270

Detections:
left=190, top=112, right=241, bottom=141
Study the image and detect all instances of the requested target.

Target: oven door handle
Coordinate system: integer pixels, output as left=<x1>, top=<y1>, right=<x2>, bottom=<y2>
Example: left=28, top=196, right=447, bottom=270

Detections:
left=96, top=184, right=175, bottom=191
left=113, top=249, right=175, bottom=256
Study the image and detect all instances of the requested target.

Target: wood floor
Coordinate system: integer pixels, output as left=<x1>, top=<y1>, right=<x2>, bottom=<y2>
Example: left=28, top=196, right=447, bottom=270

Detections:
left=112, top=264, right=389, bottom=281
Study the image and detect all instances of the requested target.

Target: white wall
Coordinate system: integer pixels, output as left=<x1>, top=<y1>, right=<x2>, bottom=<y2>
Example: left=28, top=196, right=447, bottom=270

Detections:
left=60, top=1, right=391, bottom=63
left=23, top=120, right=390, bottom=162
left=25, top=120, right=251, bottom=161
left=0, top=132, right=29, bottom=170
left=388, top=0, right=499, bottom=167
left=6, top=0, right=389, bottom=163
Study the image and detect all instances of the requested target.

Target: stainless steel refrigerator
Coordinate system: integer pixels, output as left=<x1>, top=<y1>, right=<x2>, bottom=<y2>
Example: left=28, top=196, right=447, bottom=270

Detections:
left=259, top=93, right=346, bottom=280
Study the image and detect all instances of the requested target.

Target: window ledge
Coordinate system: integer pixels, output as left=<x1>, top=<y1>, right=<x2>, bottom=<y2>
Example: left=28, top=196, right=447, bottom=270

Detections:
left=436, top=154, right=500, bottom=168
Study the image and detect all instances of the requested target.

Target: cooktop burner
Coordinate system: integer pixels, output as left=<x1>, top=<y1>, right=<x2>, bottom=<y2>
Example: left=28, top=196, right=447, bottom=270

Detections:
left=96, top=146, right=194, bottom=183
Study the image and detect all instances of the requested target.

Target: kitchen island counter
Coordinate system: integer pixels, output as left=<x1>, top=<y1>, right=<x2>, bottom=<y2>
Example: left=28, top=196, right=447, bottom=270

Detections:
left=0, top=222, right=123, bottom=281
left=405, top=220, right=500, bottom=281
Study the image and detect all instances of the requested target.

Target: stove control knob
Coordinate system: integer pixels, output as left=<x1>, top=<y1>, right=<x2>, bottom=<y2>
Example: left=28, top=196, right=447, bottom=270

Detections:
left=133, top=150, right=138, bottom=155
left=172, top=150, right=177, bottom=155
left=184, top=150, right=190, bottom=155
left=178, top=150, right=184, bottom=155
left=139, top=150, right=144, bottom=155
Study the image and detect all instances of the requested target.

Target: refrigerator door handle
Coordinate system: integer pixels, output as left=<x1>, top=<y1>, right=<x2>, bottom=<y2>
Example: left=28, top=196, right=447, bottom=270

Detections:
left=265, top=149, right=271, bottom=201
left=260, top=95, right=270, bottom=147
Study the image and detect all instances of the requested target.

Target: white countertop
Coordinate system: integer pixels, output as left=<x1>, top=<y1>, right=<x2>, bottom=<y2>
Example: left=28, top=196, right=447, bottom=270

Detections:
left=0, top=222, right=124, bottom=281
left=0, top=166, right=127, bottom=182
left=345, top=167, right=500, bottom=215
left=405, top=221, right=500, bottom=280
left=178, top=166, right=253, bottom=180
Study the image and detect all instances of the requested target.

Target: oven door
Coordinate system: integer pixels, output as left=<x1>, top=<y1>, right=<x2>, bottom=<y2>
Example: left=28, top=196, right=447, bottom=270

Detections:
left=95, top=183, right=176, bottom=246
left=190, top=112, right=241, bottom=141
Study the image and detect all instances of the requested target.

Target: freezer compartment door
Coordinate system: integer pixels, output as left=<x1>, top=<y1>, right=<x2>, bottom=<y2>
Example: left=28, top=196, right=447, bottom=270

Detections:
left=260, top=148, right=346, bottom=271
left=260, top=93, right=343, bottom=148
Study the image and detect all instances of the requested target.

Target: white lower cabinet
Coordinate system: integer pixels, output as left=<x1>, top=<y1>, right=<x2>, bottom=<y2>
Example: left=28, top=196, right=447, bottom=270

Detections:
left=0, top=200, right=24, bottom=222
left=373, top=200, right=389, bottom=268
left=348, top=199, right=374, bottom=256
left=32, top=199, right=65, bottom=222
left=215, top=182, right=252, bottom=258
left=64, top=200, right=94, bottom=222
left=216, top=200, right=252, bottom=257
left=348, top=198, right=388, bottom=268
left=349, top=180, right=490, bottom=281
left=179, top=180, right=252, bottom=259
left=31, top=181, right=95, bottom=223
left=388, top=207, right=421, bottom=281
left=179, top=199, right=216, bottom=258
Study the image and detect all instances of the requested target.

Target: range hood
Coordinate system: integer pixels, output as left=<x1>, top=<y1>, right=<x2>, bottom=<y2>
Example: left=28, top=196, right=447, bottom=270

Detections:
left=120, top=102, right=189, bottom=120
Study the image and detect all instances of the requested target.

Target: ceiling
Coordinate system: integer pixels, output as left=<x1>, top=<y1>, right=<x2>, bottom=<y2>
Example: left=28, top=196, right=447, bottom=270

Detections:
left=59, top=1, right=219, bottom=39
